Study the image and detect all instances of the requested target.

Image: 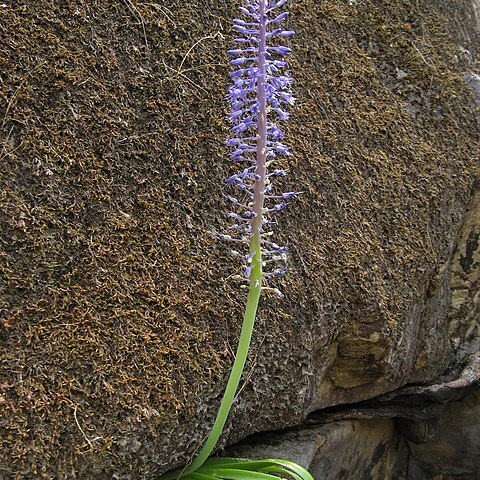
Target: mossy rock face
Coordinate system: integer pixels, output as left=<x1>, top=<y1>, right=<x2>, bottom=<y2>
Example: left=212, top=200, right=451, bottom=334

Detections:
left=0, top=0, right=479, bottom=478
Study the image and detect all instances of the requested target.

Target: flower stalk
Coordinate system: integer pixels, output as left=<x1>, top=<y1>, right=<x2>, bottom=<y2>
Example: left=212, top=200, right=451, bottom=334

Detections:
left=180, top=277, right=261, bottom=476
left=193, top=0, right=295, bottom=469
left=159, top=2, right=304, bottom=479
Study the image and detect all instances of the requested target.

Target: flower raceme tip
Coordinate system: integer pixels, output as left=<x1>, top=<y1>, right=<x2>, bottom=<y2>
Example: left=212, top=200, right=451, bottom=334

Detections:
left=222, top=0, right=297, bottom=282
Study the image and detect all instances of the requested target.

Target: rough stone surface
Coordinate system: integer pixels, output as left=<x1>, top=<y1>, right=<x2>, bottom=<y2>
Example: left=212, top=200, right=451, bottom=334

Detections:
left=399, top=389, right=480, bottom=479
left=224, top=419, right=409, bottom=480
left=1, top=0, right=480, bottom=479
left=447, top=180, right=480, bottom=362
left=225, top=354, right=480, bottom=480
left=308, top=352, right=480, bottom=424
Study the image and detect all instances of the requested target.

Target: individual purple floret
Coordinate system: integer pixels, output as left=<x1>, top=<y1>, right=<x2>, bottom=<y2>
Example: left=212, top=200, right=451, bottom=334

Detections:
left=222, top=0, right=297, bottom=282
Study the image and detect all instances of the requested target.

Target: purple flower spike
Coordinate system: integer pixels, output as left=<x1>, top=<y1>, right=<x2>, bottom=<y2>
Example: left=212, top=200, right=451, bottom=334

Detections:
left=222, top=0, right=295, bottom=281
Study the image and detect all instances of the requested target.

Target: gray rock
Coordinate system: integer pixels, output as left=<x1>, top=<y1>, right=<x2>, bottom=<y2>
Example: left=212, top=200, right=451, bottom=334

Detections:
left=223, top=419, right=409, bottom=480
left=224, top=354, right=480, bottom=479
left=400, top=389, right=480, bottom=479
left=447, top=180, right=480, bottom=362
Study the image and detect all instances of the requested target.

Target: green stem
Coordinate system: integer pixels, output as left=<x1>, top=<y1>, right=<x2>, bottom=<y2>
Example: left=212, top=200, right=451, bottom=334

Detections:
left=183, top=1, right=268, bottom=474
left=182, top=265, right=262, bottom=476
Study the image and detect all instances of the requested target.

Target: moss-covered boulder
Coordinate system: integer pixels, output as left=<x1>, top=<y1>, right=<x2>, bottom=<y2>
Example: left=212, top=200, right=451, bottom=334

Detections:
left=1, top=0, right=479, bottom=478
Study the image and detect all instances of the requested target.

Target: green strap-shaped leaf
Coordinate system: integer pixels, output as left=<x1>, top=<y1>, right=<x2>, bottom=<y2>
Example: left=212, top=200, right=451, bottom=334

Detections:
left=262, top=459, right=314, bottom=480
left=198, top=468, right=285, bottom=480
left=189, top=472, right=222, bottom=480
left=257, top=465, right=305, bottom=480
left=200, top=458, right=313, bottom=480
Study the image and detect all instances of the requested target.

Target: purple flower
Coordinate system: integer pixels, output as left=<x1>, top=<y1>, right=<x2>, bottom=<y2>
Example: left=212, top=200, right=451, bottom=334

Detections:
left=222, top=0, right=295, bottom=281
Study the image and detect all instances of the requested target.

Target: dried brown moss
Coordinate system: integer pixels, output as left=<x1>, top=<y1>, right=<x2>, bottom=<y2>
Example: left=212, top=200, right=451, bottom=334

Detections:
left=0, top=0, right=479, bottom=478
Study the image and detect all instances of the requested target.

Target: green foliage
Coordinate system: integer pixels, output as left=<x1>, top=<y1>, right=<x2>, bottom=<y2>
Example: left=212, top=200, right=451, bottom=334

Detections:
left=158, top=458, right=314, bottom=480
